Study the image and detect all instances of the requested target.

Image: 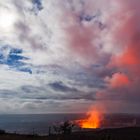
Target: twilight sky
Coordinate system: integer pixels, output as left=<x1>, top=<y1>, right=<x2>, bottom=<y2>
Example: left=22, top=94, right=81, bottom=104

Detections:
left=0, top=0, right=140, bottom=114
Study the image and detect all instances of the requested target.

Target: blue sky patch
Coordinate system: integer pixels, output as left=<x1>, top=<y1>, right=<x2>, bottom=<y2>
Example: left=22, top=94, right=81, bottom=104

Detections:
left=32, top=0, right=43, bottom=15
left=0, top=45, right=32, bottom=74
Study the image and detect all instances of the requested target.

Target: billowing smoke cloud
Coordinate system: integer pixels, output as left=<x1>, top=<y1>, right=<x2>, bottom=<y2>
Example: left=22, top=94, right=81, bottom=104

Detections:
left=98, top=0, right=140, bottom=113
left=60, top=0, right=140, bottom=113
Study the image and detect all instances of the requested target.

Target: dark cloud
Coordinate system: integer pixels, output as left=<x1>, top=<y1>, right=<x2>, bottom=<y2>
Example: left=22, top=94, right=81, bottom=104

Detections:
left=21, top=85, right=45, bottom=93
left=79, top=13, right=97, bottom=22
left=49, top=81, right=78, bottom=92
left=20, top=84, right=96, bottom=101
left=0, top=90, right=17, bottom=99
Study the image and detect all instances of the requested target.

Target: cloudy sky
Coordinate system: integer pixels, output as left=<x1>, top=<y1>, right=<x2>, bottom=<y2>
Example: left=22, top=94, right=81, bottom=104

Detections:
left=0, top=0, right=139, bottom=114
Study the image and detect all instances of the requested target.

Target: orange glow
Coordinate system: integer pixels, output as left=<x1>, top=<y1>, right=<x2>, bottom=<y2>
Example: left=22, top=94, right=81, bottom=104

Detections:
left=76, top=110, right=102, bottom=129
left=120, top=48, right=139, bottom=65
left=110, top=73, right=130, bottom=88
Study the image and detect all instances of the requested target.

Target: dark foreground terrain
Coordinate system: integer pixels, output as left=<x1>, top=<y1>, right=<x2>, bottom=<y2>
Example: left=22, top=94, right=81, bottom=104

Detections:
left=0, top=127, right=139, bottom=140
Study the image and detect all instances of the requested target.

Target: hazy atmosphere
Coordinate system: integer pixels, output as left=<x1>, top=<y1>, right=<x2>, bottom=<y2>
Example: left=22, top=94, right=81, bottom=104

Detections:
left=0, top=0, right=140, bottom=114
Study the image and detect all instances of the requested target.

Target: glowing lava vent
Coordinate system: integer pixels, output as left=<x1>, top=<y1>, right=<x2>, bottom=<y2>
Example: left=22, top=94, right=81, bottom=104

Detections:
left=77, top=110, right=102, bottom=129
